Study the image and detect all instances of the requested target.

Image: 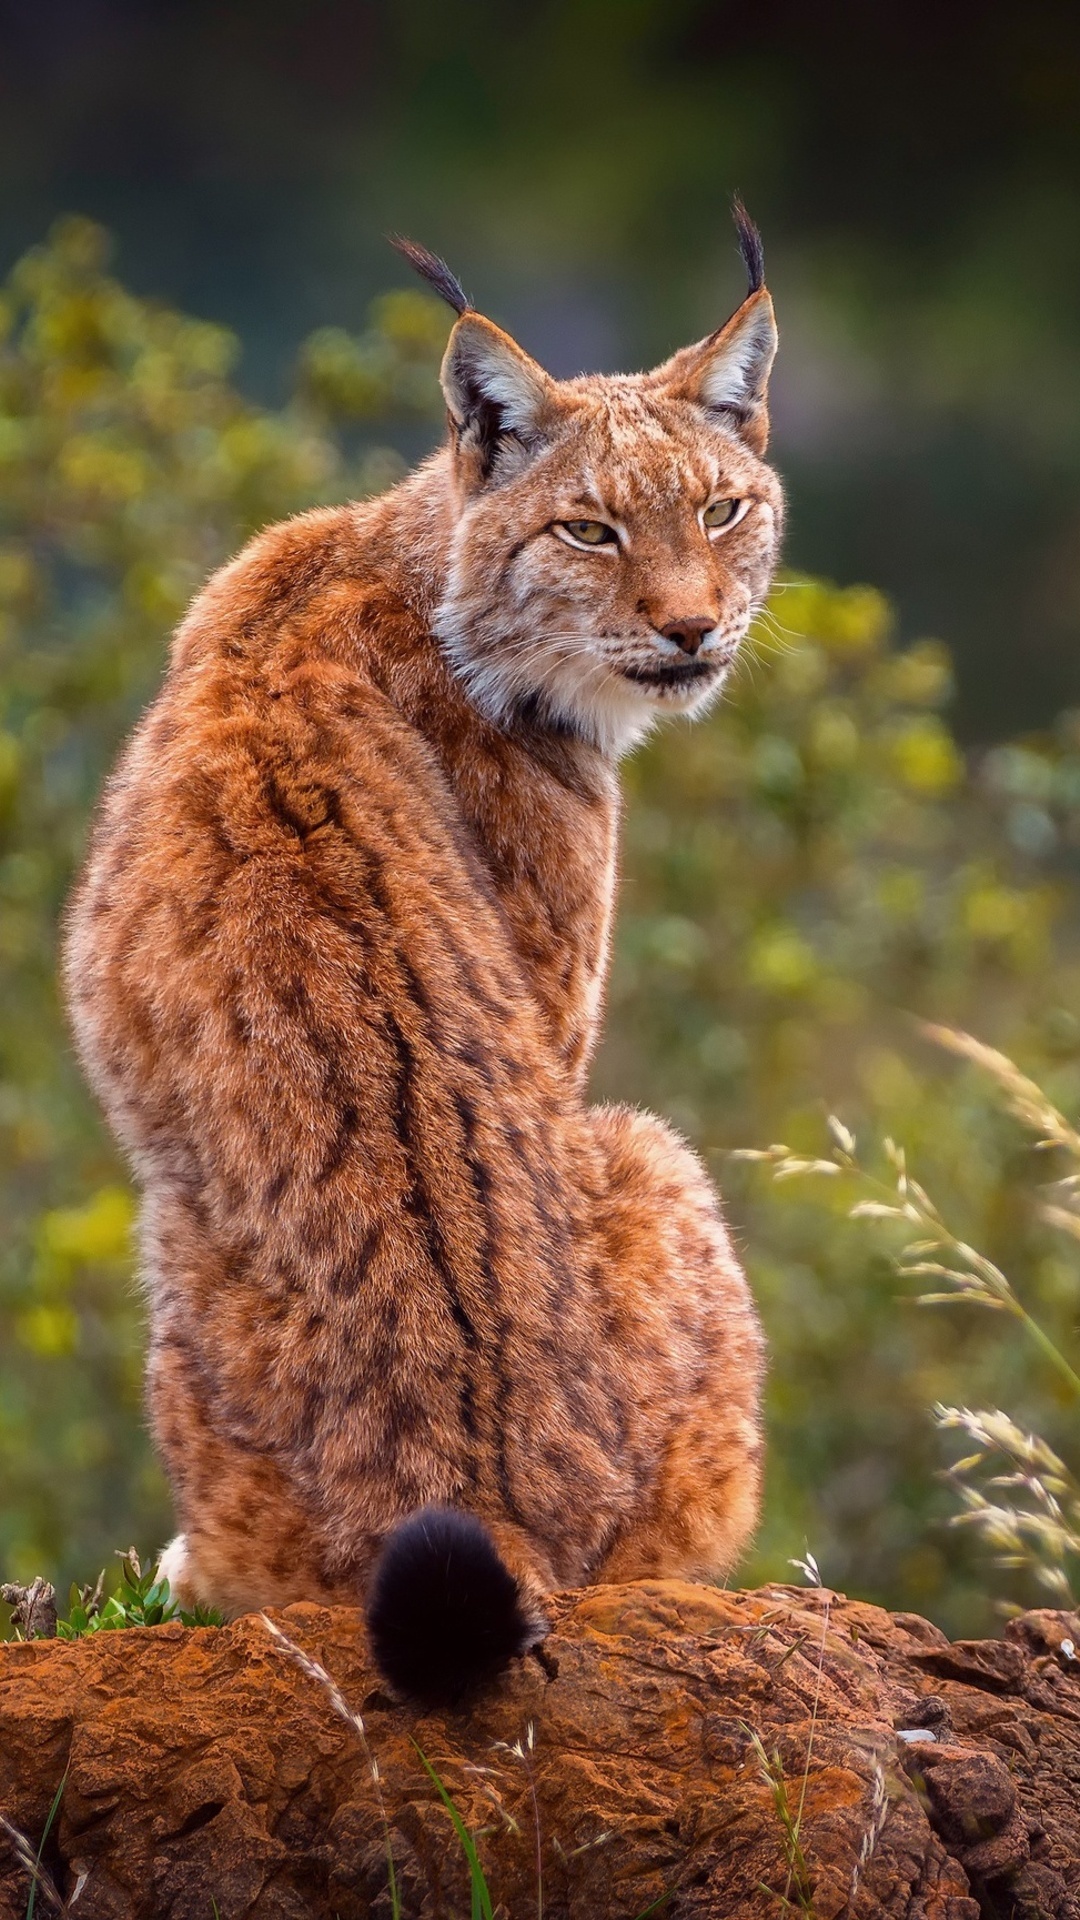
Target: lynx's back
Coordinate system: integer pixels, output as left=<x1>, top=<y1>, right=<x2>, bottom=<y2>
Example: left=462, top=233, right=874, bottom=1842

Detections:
left=65, top=217, right=781, bottom=1702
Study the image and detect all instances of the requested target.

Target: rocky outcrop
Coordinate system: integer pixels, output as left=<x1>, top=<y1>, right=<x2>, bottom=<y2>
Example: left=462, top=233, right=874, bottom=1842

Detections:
left=0, top=1580, right=1078, bottom=1918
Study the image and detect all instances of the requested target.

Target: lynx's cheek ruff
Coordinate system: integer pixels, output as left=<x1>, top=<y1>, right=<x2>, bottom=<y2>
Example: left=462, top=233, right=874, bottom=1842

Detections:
left=65, top=205, right=778, bottom=1703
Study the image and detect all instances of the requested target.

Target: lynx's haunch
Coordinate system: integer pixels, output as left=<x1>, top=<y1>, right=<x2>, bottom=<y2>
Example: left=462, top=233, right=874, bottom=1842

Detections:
left=64, top=209, right=782, bottom=1705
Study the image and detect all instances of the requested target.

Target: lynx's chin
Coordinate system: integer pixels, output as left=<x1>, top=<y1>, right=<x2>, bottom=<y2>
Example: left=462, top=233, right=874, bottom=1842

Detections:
left=435, top=587, right=744, bottom=759
left=540, top=654, right=737, bottom=758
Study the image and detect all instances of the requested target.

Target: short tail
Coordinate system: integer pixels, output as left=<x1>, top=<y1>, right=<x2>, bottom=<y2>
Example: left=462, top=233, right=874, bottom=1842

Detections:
left=365, top=1506, right=546, bottom=1707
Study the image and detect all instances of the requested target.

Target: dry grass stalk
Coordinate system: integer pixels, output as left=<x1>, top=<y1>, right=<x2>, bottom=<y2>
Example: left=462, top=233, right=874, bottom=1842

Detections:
left=492, top=1722, right=544, bottom=1919
left=259, top=1613, right=402, bottom=1916
left=461, top=1763, right=522, bottom=1838
left=920, top=1023, right=1080, bottom=1160
left=847, top=1761, right=888, bottom=1905
left=935, top=1406, right=1080, bottom=1603
left=0, top=1811, right=63, bottom=1914
left=0, top=1808, right=85, bottom=1915
left=737, top=1026, right=1080, bottom=1604
left=737, top=1064, right=1080, bottom=1402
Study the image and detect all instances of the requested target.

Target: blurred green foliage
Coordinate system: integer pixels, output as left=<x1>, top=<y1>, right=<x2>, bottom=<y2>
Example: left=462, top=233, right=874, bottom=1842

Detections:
left=3, top=219, right=1080, bottom=1635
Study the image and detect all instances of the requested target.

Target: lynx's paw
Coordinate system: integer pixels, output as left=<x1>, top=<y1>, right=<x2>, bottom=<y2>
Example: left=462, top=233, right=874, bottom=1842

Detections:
left=156, top=1533, right=191, bottom=1602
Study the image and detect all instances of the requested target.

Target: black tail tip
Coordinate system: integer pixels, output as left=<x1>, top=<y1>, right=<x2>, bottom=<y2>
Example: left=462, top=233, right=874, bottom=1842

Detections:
left=365, top=1506, right=543, bottom=1707
left=389, top=236, right=470, bottom=316
left=731, top=196, right=766, bottom=295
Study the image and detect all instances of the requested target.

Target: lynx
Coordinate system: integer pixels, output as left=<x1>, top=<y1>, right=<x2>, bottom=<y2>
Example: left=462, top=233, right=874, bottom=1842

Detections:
left=64, top=208, right=783, bottom=1703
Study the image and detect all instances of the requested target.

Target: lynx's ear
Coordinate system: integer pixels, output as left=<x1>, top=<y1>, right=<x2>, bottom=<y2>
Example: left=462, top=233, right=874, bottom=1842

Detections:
left=652, top=202, right=778, bottom=454
left=656, top=289, right=778, bottom=454
left=440, top=313, right=554, bottom=483
left=390, top=235, right=554, bottom=485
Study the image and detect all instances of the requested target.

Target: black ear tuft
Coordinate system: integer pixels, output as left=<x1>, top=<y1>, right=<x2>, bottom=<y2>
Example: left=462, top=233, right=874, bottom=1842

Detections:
left=389, top=237, right=470, bottom=316
left=365, top=1506, right=544, bottom=1707
left=731, top=197, right=765, bottom=296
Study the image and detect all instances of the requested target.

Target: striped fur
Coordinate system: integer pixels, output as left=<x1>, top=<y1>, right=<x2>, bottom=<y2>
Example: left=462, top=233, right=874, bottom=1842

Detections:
left=63, top=269, right=780, bottom=1651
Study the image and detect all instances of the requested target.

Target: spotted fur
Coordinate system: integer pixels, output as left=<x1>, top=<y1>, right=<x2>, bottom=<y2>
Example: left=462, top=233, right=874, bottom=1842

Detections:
left=64, top=226, right=781, bottom=1675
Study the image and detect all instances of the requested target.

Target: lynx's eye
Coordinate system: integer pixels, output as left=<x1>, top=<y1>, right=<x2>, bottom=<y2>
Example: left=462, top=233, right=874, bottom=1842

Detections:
left=702, top=498, right=745, bottom=531
left=556, top=519, right=619, bottom=550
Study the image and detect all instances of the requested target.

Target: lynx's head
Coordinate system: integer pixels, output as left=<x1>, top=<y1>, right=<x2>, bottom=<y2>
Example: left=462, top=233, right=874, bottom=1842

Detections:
left=397, top=210, right=782, bottom=758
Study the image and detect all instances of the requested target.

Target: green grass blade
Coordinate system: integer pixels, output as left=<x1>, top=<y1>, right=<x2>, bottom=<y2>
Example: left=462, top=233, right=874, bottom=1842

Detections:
left=25, top=1768, right=67, bottom=1920
left=412, top=1742, right=494, bottom=1920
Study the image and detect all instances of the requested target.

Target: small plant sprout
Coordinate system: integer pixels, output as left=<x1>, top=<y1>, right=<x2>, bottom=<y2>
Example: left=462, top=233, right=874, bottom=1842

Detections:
left=744, top=1551, right=832, bottom=1917
left=54, top=1549, right=221, bottom=1639
left=0, top=1810, right=59, bottom=1919
left=551, top=1829, right=614, bottom=1864
left=460, top=1761, right=522, bottom=1837
left=742, top=1727, right=816, bottom=1917
left=414, top=1734, right=668, bottom=1920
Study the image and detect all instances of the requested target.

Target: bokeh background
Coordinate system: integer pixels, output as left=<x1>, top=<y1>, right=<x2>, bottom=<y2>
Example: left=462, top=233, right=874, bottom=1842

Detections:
left=2, top=0, right=1080, bottom=1634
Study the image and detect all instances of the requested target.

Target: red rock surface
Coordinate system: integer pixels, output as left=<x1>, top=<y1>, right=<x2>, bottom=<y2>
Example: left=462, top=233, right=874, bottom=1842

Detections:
left=0, top=1580, right=1078, bottom=1918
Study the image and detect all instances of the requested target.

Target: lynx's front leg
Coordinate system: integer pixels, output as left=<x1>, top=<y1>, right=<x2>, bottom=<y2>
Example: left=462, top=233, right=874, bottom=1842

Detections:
left=587, top=1104, right=764, bottom=1586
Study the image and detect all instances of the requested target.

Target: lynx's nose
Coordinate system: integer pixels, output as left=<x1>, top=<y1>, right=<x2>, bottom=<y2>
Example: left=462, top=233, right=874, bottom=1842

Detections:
left=660, top=617, right=715, bottom=656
